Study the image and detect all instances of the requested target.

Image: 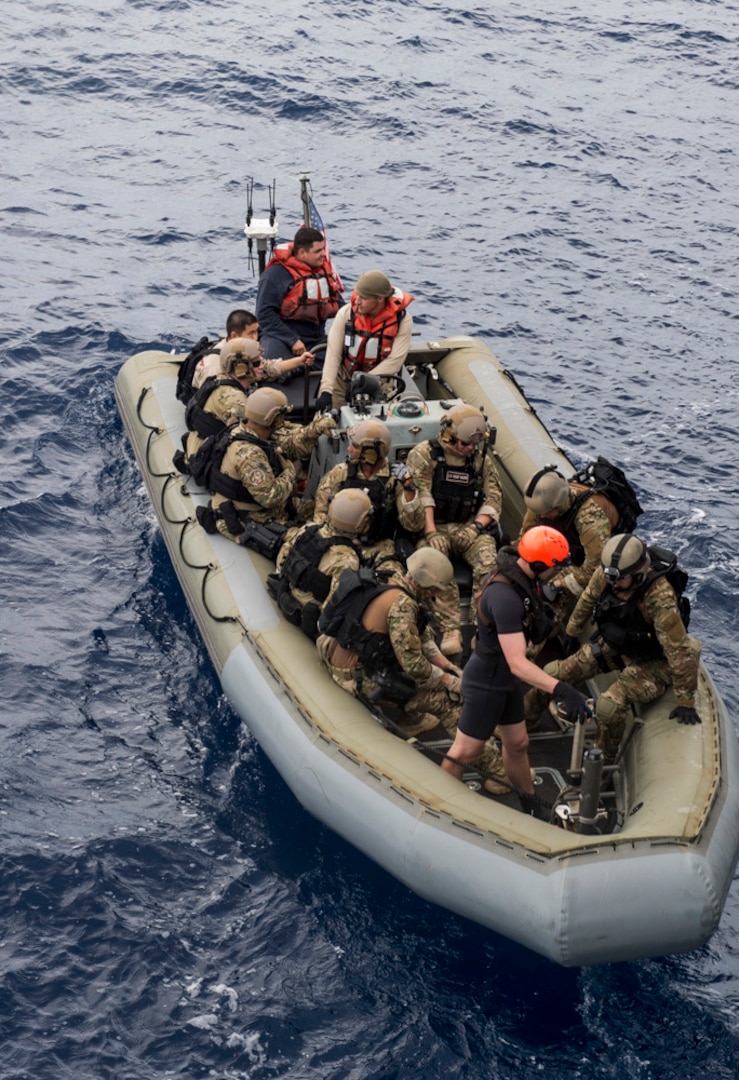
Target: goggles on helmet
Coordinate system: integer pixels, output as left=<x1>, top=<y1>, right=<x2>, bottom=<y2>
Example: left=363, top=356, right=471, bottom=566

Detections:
left=231, top=361, right=255, bottom=380
left=602, top=534, right=648, bottom=585
left=453, top=431, right=484, bottom=447
left=603, top=562, right=643, bottom=585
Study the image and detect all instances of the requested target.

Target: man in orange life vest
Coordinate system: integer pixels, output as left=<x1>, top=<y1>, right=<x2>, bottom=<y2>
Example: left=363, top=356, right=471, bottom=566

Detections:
left=255, top=226, right=343, bottom=362
left=315, top=270, right=414, bottom=411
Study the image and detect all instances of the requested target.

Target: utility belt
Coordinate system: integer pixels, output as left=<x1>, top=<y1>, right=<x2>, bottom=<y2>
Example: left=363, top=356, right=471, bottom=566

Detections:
left=590, top=635, right=623, bottom=673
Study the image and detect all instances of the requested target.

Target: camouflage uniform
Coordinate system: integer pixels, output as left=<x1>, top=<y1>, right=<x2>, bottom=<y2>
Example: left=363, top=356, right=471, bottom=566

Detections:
left=184, top=379, right=248, bottom=463
left=276, top=412, right=338, bottom=461
left=212, top=428, right=297, bottom=540
left=519, top=483, right=617, bottom=626
left=316, top=580, right=461, bottom=735
left=406, top=439, right=502, bottom=635
left=524, top=566, right=701, bottom=762
left=314, top=460, right=424, bottom=583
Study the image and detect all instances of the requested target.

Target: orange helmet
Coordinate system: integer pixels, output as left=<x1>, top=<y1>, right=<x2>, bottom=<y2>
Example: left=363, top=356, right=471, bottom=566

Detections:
left=518, top=525, right=570, bottom=573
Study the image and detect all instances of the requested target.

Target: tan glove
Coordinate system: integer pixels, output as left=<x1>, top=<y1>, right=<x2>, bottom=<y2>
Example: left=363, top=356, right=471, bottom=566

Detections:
left=426, top=531, right=451, bottom=555
left=311, top=412, right=340, bottom=437
left=444, top=662, right=465, bottom=679
left=454, top=521, right=480, bottom=552
left=441, top=672, right=462, bottom=696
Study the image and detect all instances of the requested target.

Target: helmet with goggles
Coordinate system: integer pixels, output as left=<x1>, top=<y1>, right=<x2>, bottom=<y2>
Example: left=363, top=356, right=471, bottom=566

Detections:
left=220, top=337, right=262, bottom=378
left=243, top=387, right=291, bottom=429
left=601, top=533, right=650, bottom=585
left=439, top=404, right=488, bottom=447
left=517, top=525, right=571, bottom=574
left=348, top=419, right=392, bottom=463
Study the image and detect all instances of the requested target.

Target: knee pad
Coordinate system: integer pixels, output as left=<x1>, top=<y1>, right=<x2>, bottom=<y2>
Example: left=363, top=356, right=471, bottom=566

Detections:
left=595, top=694, right=623, bottom=725
left=543, top=660, right=561, bottom=679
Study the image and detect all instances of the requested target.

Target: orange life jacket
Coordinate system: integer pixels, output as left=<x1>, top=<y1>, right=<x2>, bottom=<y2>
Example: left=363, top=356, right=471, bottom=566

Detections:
left=268, top=244, right=342, bottom=324
left=342, top=288, right=414, bottom=374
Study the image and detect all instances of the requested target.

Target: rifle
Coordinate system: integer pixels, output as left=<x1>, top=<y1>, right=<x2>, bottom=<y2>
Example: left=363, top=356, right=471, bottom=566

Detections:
left=238, top=520, right=287, bottom=561
left=366, top=668, right=417, bottom=706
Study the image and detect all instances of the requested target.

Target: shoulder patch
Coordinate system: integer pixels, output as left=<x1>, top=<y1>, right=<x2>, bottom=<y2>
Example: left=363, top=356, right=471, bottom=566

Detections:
left=247, top=467, right=268, bottom=487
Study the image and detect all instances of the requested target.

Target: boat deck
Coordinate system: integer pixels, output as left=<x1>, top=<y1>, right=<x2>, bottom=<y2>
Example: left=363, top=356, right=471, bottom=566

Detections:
left=114, top=342, right=739, bottom=964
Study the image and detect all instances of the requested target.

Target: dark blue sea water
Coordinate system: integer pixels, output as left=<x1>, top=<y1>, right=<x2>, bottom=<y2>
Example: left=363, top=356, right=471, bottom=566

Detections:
left=1, top=1, right=738, bottom=1076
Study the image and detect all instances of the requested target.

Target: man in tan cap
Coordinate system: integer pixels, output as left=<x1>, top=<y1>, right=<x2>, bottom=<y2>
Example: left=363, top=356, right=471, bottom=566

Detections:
left=315, top=270, right=414, bottom=411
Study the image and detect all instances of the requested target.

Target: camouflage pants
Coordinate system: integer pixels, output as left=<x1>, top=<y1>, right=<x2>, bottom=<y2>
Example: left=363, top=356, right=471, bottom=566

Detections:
left=361, top=539, right=406, bottom=585
left=417, top=527, right=497, bottom=634
left=525, top=641, right=672, bottom=763
left=316, top=635, right=460, bottom=735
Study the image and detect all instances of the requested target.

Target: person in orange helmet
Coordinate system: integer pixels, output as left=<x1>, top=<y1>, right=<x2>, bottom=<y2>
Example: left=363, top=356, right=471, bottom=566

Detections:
left=441, top=526, right=591, bottom=818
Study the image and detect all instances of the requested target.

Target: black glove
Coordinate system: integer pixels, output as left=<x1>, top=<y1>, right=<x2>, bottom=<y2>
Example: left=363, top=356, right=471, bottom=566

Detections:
left=553, top=681, right=593, bottom=725
left=561, top=634, right=581, bottom=658
left=670, top=705, right=701, bottom=725
left=315, top=391, right=333, bottom=413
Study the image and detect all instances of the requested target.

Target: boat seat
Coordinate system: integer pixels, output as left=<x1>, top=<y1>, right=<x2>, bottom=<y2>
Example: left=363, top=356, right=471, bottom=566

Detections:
left=259, top=368, right=322, bottom=424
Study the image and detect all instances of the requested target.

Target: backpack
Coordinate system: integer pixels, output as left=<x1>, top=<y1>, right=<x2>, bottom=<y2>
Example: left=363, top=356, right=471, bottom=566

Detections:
left=175, top=335, right=219, bottom=405
left=188, top=429, right=223, bottom=489
left=570, top=456, right=644, bottom=534
left=188, top=425, right=253, bottom=502
left=643, top=545, right=691, bottom=630
left=317, top=567, right=384, bottom=640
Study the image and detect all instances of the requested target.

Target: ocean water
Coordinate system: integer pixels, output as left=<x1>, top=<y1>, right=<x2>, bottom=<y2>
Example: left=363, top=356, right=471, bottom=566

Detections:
left=1, top=1, right=738, bottom=1077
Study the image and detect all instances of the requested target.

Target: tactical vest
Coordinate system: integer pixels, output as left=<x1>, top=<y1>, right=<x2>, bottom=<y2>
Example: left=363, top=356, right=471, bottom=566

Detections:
left=593, top=548, right=689, bottom=661
left=280, top=525, right=359, bottom=603
left=184, top=375, right=246, bottom=438
left=429, top=440, right=484, bottom=524
left=343, top=464, right=398, bottom=542
left=334, top=582, right=429, bottom=676
left=268, top=525, right=359, bottom=639
left=476, top=547, right=556, bottom=655
left=191, top=427, right=285, bottom=507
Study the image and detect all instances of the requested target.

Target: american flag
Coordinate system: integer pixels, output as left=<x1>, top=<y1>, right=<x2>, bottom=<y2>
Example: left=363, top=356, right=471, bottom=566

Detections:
left=308, top=196, right=344, bottom=294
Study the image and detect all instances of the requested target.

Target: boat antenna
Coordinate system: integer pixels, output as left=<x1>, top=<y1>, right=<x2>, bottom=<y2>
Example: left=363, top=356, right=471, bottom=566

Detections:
left=299, top=172, right=312, bottom=227
left=244, top=176, right=254, bottom=273
left=243, top=177, right=279, bottom=276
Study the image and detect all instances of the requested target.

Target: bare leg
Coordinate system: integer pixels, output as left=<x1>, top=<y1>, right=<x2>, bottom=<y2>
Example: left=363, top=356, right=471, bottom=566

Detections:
left=497, top=721, right=534, bottom=794
left=441, top=731, right=486, bottom=780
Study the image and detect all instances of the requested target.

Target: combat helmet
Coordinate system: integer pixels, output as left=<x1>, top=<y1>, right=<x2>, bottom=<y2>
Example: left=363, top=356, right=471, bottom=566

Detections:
left=518, top=525, right=571, bottom=574
left=524, top=466, right=570, bottom=514
left=601, top=533, right=650, bottom=585
left=243, top=387, right=292, bottom=429
left=348, top=419, right=392, bottom=464
left=406, top=547, right=455, bottom=588
left=439, top=404, right=488, bottom=446
left=220, top=337, right=262, bottom=379
left=328, top=489, right=373, bottom=536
